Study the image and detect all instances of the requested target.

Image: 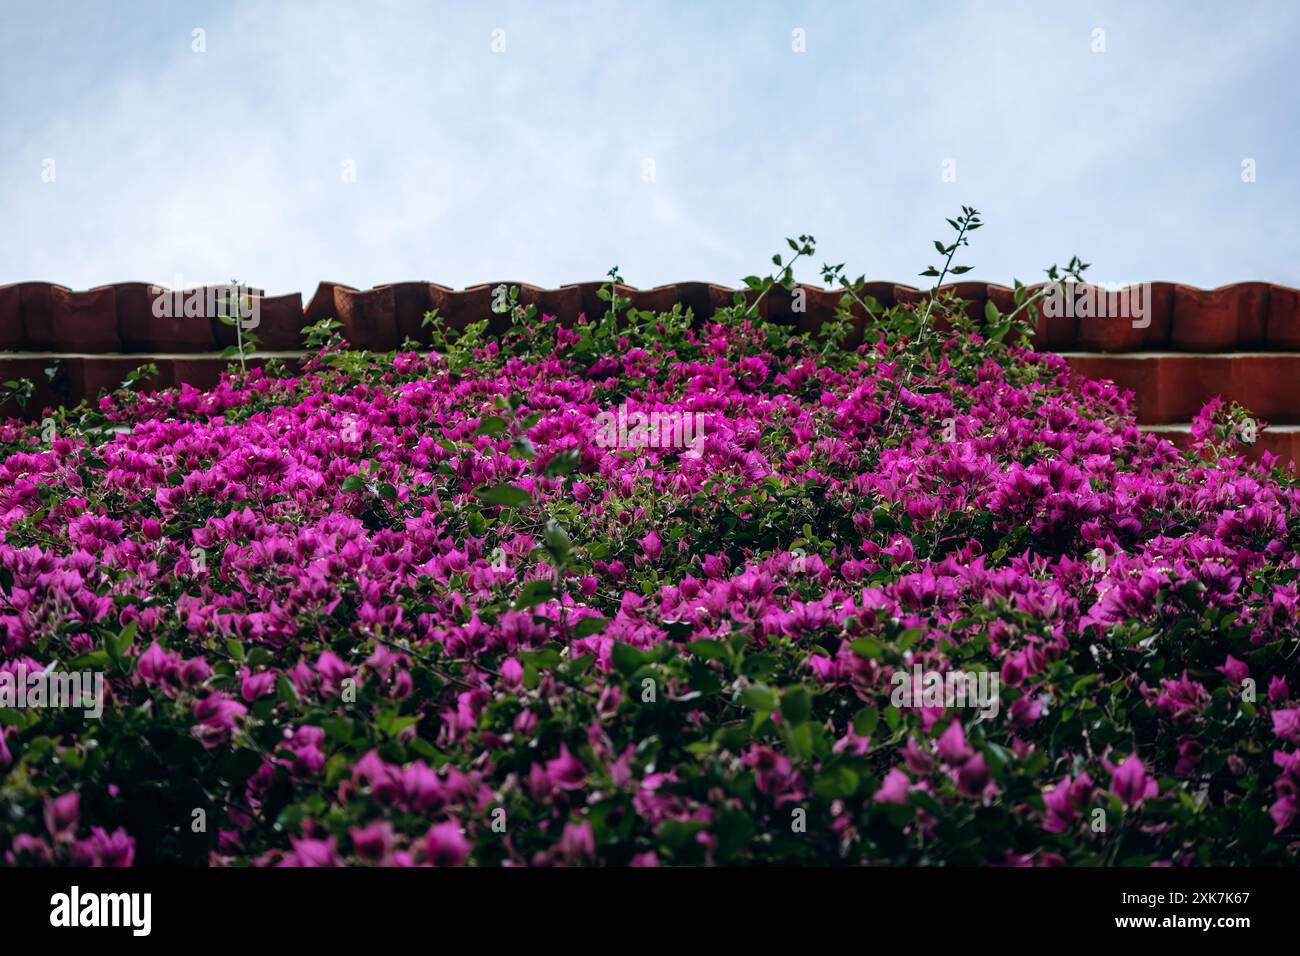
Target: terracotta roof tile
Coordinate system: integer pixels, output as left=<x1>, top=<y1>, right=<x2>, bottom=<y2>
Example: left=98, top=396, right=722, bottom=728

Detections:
left=3, top=280, right=1299, bottom=444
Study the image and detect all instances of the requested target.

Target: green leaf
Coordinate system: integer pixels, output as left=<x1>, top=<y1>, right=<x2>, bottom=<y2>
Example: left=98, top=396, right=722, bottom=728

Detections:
left=543, top=519, right=571, bottom=566
left=897, top=627, right=925, bottom=651
left=658, top=818, right=707, bottom=852
left=476, top=415, right=509, bottom=436
left=277, top=674, right=299, bottom=706
left=849, top=638, right=884, bottom=659
left=687, top=639, right=727, bottom=660
left=247, top=647, right=274, bottom=668
left=323, top=717, right=354, bottom=743
left=783, top=721, right=815, bottom=760
left=544, top=449, right=581, bottom=477
left=105, top=620, right=138, bottom=661
left=714, top=807, right=755, bottom=859
left=781, top=685, right=813, bottom=724
left=58, top=748, right=84, bottom=771
left=741, top=683, right=779, bottom=712
left=814, top=765, right=860, bottom=799
left=341, top=474, right=366, bottom=493
left=515, top=578, right=558, bottom=610
left=25, top=735, right=56, bottom=764
left=476, top=483, right=531, bottom=508
left=68, top=650, right=110, bottom=670
left=910, top=789, right=945, bottom=817
left=573, top=616, right=610, bottom=638
left=384, top=715, right=419, bottom=739
left=115, top=620, right=138, bottom=657
left=409, top=737, right=440, bottom=761
left=611, top=642, right=647, bottom=675
left=522, top=647, right=563, bottom=669
left=323, top=753, right=351, bottom=786
left=853, top=704, right=879, bottom=737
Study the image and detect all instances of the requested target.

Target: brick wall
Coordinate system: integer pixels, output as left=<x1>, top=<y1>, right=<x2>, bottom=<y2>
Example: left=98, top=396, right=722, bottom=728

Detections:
left=3, top=278, right=1296, bottom=466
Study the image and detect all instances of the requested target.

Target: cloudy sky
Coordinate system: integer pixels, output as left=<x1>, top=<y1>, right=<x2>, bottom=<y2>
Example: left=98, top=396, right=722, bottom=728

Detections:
left=2, top=0, right=1297, bottom=295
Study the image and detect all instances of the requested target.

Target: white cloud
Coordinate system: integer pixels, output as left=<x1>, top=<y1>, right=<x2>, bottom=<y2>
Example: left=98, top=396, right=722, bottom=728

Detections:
left=1, top=0, right=1297, bottom=296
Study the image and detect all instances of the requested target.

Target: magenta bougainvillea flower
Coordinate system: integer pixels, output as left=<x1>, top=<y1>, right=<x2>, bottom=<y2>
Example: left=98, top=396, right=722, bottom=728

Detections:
left=0, top=263, right=1297, bottom=868
left=1109, top=754, right=1159, bottom=808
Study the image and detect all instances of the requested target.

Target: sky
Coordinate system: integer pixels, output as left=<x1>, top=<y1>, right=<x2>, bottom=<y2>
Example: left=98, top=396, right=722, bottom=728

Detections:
left=2, top=0, right=1297, bottom=296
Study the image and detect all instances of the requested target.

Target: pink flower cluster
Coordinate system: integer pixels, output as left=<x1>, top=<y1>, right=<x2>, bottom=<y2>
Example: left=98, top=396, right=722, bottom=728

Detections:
left=0, top=309, right=1296, bottom=865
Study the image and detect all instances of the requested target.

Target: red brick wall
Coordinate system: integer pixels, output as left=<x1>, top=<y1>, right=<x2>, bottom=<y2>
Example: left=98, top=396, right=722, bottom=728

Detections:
left=4, top=280, right=1298, bottom=469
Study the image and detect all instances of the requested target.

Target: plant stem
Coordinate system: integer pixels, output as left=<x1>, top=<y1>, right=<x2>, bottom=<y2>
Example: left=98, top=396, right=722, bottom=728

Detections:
left=748, top=248, right=808, bottom=319
left=883, top=216, right=972, bottom=439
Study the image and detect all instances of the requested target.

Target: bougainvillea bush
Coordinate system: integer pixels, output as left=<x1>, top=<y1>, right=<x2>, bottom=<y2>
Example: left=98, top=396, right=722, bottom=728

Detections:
left=2, top=216, right=1298, bottom=867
